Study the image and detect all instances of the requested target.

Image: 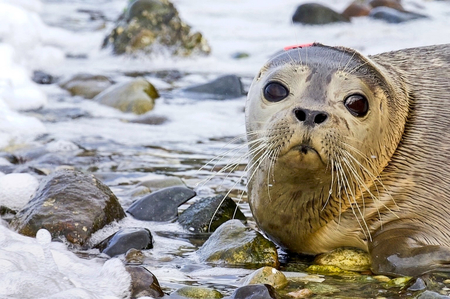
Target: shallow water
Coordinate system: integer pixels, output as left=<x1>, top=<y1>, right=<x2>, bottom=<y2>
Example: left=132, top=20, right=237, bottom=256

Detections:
left=2, top=0, right=450, bottom=298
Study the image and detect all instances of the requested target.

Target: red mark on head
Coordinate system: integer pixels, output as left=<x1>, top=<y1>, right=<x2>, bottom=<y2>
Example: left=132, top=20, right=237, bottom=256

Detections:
left=283, top=43, right=314, bottom=51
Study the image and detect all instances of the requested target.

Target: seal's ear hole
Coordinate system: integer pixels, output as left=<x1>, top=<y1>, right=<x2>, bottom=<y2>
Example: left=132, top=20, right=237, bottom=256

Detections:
left=344, top=94, right=369, bottom=117
left=264, top=82, right=289, bottom=102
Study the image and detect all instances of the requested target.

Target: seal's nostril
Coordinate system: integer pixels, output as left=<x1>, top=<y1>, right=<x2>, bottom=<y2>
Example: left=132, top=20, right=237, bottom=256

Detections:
left=295, top=109, right=306, bottom=122
left=314, top=113, right=328, bottom=124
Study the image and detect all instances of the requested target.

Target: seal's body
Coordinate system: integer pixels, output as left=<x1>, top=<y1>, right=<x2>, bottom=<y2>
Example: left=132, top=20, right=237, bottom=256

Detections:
left=245, top=43, right=450, bottom=276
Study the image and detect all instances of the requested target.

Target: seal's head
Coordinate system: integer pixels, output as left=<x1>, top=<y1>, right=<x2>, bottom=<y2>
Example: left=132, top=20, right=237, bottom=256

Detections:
left=245, top=43, right=409, bottom=253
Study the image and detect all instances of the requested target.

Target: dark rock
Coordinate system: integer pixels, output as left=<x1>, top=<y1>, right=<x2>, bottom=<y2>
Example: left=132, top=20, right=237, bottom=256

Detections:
left=103, top=0, right=210, bottom=56
left=408, top=277, right=426, bottom=291
left=292, top=3, right=350, bottom=25
left=95, top=228, right=153, bottom=257
left=182, top=75, right=245, bottom=100
left=128, top=114, right=169, bottom=125
left=127, top=186, right=196, bottom=221
left=369, top=6, right=428, bottom=23
left=126, top=265, right=164, bottom=298
left=229, top=284, right=281, bottom=299
left=197, top=220, right=279, bottom=268
left=172, top=286, right=223, bottom=298
left=59, top=74, right=113, bottom=99
left=369, top=0, right=405, bottom=11
left=32, top=71, right=56, bottom=85
left=342, top=2, right=371, bottom=18
left=93, top=78, right=159, bottom=115
left=178, top=195, right=246, bottom=233
left=417, top=290, right=450, bottom=299
left=11, top=170, right=126, bottom=246
left=0, top=152, right=19, bottom=164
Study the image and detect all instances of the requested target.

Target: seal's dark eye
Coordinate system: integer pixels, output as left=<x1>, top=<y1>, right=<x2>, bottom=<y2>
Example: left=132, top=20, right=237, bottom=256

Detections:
left=344, top=94, right=369, bottom=117
left=264, top=82, right=289, bottom=102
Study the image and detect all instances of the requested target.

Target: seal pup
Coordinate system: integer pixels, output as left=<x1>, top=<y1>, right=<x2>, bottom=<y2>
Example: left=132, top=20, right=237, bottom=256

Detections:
left=245, top=43, right=450, bottom=276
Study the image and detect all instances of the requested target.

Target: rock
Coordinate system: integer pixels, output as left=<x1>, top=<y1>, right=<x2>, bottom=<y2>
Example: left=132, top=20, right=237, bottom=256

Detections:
left=127, top=186, right=196, bottom=221
left=178, top=195, right=246, bottom=233
left=0, top=152, right=19, bottom=164
left=231, top=52, right=250, bottom=59
left=292, top=3, right=350, bottom=25
left=341, top=2, right=371, bottom=18
left=369, top=0, right=405, bottom=11
left=0, top=173, right=39, bottom=211
left=182, top=75, right=245, bottom=99
left=172, top=286, right=223, bottom=299
left=385, top=276, right=412, bottom=288
left=305, top=265, right=358, bottom=276
left=94, top=78, right=159, bottom=115
left=128, top=186, right=151, bottom=198
left=137, top=176, right=185, bottom=190
left=417, top=290, right=450, bottom=299
left=27, top=107, right=90, bottom=122
left=125, top=248, right=146, bottom=264
left=242, top=267, right=288, bottom=290
left=11, top=170, right=126, bottom=245
left=95, top=228, right=153, bottom=257
left=59, top=73, right=113, bottom=99
left=103, top=0, right=210, bottom=56
left=128, top=113, right=169, bottom=125
left=286, top=288, right=313, bottom=298
left=229, top=284, right=281, bottom=299
left=197, top=220, right=279, bottom=268
left=32, top=70, right=56, bottom=84
left=408, top=277, right=426, bottom=291
left=126, top=265, right=164, bottom=298
left=314, top=247, right=371, bottom=271
left=369, top=6, right=428, bottom=23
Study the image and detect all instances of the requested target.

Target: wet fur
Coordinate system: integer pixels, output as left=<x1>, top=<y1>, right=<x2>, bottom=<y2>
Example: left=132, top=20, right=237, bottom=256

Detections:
left=245, top=43, right=450, bottom=276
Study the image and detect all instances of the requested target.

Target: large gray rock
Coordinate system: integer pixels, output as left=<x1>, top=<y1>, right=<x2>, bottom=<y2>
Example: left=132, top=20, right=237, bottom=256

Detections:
left=292, top=3, right=350, bottom=25
left=126, top=266, right=164, bottom=298
left=103, top=0, right=210, bottom=56
left=11, top=170, right=126, bottom=246
left=93, top=78, right=159, bottom=115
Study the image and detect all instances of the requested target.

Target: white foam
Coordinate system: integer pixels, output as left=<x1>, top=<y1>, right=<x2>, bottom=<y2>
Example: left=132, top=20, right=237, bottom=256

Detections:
left=0, top=173, right=39, bottom=211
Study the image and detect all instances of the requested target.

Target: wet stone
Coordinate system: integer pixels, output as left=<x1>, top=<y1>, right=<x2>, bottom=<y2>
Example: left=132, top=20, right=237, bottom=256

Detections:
left=286, top=288, right=313, bottom=298
left=292, top=3, right=350, bottom=25
left=125, top=248, right=146, bottom=265
left=369, top=6, right=428, bottom=23
left=32, top=70, right=56, bottom=85
left=11, top=170, right=126, bottom=246
left=182, top=75, right=245, bottom=100
left=27, top=107, right=91, bottom=122
left=103, top=0, right=210, bottom=56
left=197, top=220, right=279, bottom=268
left=341, top=2, right=371, bottom=19
left=242, top=266, right=288, bottom=290
left=126, top=265, right=164, bottom=298
left=59, top=73, right=113, bottom=99
left=0, top=152, right=19, bottom=164
left=369, top=0, right=405, bottom=11
left=172, top=286, right=223, bottom=299
left=229, top=284, right=281, bottom=299
left=95, top=228, right=153, bottom=257
left=314, top=247, right=371, bottom=271
left=137, top=176, right=186, bottom=191
left=127, top=186, right=196, bottom=221
left=128, top=113, right=169, bottom=125
left=305, top=265, right=358, bottom=276
left=408, top=277, right=427, bottom=291
left=94, top=77, right=159, bottom=115
left=417, top=290, right=450, bottom=299
left=178, top=195, right=246, bottom=233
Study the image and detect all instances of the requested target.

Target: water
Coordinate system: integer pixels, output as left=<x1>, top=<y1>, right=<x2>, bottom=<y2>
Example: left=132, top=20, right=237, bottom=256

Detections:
left=1, top=0, right=450, bottom=298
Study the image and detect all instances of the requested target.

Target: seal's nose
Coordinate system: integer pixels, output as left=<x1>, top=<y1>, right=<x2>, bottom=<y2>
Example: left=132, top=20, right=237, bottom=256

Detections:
left=294, top=108, right=328, bottom=127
